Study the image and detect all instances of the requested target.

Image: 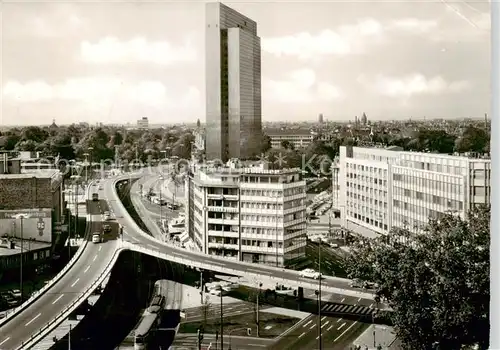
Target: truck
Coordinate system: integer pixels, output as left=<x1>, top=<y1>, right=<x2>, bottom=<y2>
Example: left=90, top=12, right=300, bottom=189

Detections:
left=92, top=193, right=99, bottom=201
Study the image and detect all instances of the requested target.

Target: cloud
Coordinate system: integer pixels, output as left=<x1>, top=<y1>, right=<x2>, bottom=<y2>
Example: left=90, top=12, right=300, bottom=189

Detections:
left=359, top=74, right=471, bottom=98
left=262, top=18, right=437, bottom=60
left=80, top=37, right=197, bottom=65
left=3, top=78, right=171, bottom=107
left=263, top=68, right=343, bottom=103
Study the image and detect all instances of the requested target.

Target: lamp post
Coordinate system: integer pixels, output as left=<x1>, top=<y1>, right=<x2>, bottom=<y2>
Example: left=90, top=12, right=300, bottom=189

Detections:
left=256, top=282, right=262, bottom=337
left=159, top=174, right=164, bottom=234
left=87, top=146, right=94, bottom=183
left=83, top=153, right=89, bottom=183
left=317, top=237, right=323, bottom=349
left=220, top=286, right=224, bottom=350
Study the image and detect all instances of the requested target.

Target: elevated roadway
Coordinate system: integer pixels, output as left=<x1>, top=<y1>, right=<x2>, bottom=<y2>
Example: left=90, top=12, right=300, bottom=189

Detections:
left=0, top=184, right=121, bottom=350
left=1, top=171, right=376, bottom=350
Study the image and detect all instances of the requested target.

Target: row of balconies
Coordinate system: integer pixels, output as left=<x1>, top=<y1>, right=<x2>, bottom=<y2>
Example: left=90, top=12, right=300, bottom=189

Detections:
left=239, top=181, right=306, bottom=190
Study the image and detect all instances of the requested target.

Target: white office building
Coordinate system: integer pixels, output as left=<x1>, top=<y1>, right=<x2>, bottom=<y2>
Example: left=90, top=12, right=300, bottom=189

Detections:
left=185, top=164, right=307, bottom=266
left=205, top=2, right=262, bottom=162
left=339, top=146, right=491, bottom=239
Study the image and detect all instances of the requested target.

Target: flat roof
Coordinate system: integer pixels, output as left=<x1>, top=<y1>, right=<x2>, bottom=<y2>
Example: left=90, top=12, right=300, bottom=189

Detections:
left=0, top=238, right=51, bottom=257
left=0, top=170, right=59, bottom=179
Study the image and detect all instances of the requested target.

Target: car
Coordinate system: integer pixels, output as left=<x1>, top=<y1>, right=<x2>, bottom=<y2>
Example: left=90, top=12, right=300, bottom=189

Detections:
left=103, top=211, right=111, bottom=221
left=329, top=242, right=339, bottom=248
left=92, top=232, right=102, bottom=244
left=102, top=224, right=111, bottom=233
left=350, top=279, right=363, bottom=288
left=10, top=289, right=22, bottom=299
left=363, top=281, right=377, bottom=290
left=300, top=268, right=322, bottom=279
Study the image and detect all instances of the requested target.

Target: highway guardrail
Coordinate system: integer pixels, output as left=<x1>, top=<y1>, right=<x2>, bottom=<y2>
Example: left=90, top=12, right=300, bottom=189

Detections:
left=17, top=240, right=127, bottom=350
left=0, top=182, right=95, bottom=328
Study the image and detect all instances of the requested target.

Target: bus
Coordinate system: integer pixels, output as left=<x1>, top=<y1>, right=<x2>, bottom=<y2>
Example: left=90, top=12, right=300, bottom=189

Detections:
left=134, top=312, right=160, bottom=350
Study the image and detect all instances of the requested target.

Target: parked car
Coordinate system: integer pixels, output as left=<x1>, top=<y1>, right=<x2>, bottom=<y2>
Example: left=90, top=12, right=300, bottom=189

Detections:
left=9, top=289, right=22, bottom=299
left=350, top=279, right=363, bottom=288
left=300, top=268, right=322, bottom=279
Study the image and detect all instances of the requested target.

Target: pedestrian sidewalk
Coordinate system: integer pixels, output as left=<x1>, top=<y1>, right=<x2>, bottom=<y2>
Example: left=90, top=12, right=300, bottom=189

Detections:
left=352, top=324, right=397, bottom=349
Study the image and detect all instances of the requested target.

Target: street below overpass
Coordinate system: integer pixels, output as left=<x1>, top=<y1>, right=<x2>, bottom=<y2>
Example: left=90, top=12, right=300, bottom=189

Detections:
left=0, top=192, right=119, bottom=350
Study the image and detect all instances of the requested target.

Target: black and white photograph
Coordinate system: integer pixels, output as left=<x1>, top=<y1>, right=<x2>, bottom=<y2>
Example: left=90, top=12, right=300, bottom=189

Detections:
left=0, top=1, right=493, bottom=349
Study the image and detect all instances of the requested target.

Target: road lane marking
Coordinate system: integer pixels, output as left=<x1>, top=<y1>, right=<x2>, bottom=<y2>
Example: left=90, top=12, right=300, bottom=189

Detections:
left=358, top=297, right=362, bottom=303
left=369, top=303, right=373, bottom=308
left=321, top=321, right=330, bottom=328
left=84, top=265, right=91, bottom=273
left=341, top=298, right=345, bottom=303
left=327, top=325, right=333, bottom=331
left=303, top=320, right=312, bottom=328
left=99, top=246, right=102, bottom=251
left=337, top=318, right=343, bottom=323
left=93, top=255, right=97, bottom=262
left=337, top=322, right=346, bottom=330
left=309, top=324, right=315, bottom=330
left=334, top=322, right=357, bottom=342
left=52, top=295, right=64, bottom=304
left=0, top=337, right=10, bottom=346
left=298, top=332, right=305, bottom=338
left=321, top=316, right=327, bottom=322
left=71, top=278, right=80, bottom=288
left=25, top=313, right=41, bottom=326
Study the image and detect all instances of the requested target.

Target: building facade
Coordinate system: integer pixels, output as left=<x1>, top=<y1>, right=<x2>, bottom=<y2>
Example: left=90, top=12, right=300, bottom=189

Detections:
left=186, top=164, right=307, bottom=267
left=205, top=2, right=262, bottom=162
left=267, top=129, right=314, bottom=149
left=137, top=117, right=149, bottom=130
left=0, top=171, right=64, bottom=243
left=339, top=146, right=491, bottom=239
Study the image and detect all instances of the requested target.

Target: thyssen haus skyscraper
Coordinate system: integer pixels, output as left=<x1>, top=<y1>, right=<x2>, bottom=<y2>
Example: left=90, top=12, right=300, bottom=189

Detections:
left=205, top=2, right=262, bottom=162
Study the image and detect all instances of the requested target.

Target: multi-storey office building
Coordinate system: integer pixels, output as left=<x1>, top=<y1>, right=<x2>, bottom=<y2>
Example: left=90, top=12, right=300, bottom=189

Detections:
left=205, top=2, right=262, bottom=162
left=185, top=164, right=307, bottom=266
left=339, top=146, right=491, bottom=238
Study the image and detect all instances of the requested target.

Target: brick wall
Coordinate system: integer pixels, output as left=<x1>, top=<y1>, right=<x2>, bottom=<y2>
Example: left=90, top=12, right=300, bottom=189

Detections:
left=0, top=177, right=54, bottom=209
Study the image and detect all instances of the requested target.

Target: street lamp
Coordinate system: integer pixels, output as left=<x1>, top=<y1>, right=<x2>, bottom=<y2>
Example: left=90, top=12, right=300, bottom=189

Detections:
left=158, top=174, right=164, bottom=231
left=316, top=236, right=323, bottom=349
left=256, top=282, right=262, bottom=337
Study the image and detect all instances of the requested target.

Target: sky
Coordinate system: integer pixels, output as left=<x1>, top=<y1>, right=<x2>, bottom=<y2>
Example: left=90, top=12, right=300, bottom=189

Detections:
left=0, top=0, right=491, bottom=126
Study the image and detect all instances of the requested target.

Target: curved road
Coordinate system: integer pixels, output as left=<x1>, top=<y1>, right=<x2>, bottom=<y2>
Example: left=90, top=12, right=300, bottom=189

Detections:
left=1, top=171, right=375, bottom=350
left=0, top=184, right=120, bottom=350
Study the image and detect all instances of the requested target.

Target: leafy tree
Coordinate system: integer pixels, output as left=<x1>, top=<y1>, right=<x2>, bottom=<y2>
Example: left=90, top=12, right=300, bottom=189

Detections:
left=14, top=139, right=37, bottom=152
left=455, top=126, right=490, bottom=153
left=280, top=140, right=294, bottom=150
left=0, top=133, right=21, bottom=150
left=260, top=134, right=272, bottom=154
left=21, top=126, right=49, bottom=143
left=171, top=132, right=194, bottom=159
left=49, top=133, right=75, bottom=160
left=345, top=206, right=490, bottom=350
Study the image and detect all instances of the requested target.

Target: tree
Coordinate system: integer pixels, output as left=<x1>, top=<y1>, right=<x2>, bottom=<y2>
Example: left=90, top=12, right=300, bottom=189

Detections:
left=345, top=206, right=490, bottom=349
left=455, top=126, right=489, bottom=154
left=280, top=140, right=294, bottom=150
left=260, top=134, right=272, bottom=154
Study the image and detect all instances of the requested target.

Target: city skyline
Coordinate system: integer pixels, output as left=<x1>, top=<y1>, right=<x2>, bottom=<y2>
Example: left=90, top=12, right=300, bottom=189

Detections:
left=0, top=1, right=491, bottom=126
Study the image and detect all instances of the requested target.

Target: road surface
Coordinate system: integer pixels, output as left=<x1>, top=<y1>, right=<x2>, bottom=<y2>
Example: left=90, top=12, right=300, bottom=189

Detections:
left=0, top=185, right=119, bottom=350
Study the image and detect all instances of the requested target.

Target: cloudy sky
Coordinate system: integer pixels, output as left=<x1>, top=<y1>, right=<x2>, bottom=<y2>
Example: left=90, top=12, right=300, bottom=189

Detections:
left=0, top=0, right=491, bottom=126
